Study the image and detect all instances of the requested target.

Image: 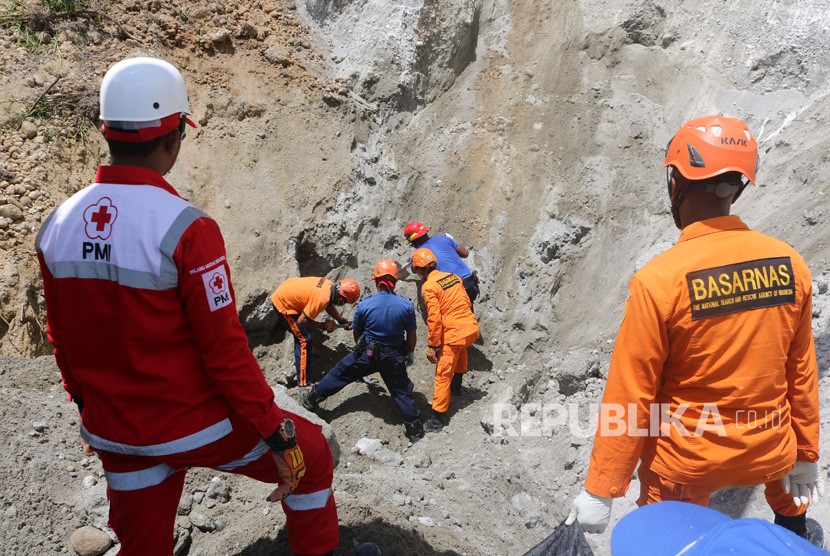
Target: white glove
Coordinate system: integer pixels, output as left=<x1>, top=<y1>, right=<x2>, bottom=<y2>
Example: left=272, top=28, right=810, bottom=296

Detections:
left=781, top=460, right=825, bottom=507
left=565, top=490, right=613, bottom=534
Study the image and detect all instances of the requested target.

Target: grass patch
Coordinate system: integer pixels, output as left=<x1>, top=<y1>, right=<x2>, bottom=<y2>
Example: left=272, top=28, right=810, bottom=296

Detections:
left=73, top=116, right=92, bottom=142
left=40, top=0, right=87, bottom=13
left=0, top=0, right=29, bottom=23
left=0, top=1, right=98, bottom=145
left=27, top=95, right=69, bottom=121
left=10, top=20, right=48, bottom=49
left=1, top=0, right=92, bottom=50
left=45, top=33, right=61, bottom=58
left=3, top=93, right=95, bottom=143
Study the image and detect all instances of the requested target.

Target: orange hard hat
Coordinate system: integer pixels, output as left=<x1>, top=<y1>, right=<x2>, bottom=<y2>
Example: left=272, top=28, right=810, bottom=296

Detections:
left=411, top=248, right=437, bottom=269
left=372, top=259, right=398, bottom=280
left=664, top=116, right=758, bottom=184
left=338, top=278, right=360, bottom=304
left=404, top=221, right=430, bottom=242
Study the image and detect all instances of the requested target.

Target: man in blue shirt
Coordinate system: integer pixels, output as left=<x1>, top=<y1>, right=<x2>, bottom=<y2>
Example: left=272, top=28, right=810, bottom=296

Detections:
left=302, top=260, right=424, bottom=440
left=403, top=221, right=480, bottom=306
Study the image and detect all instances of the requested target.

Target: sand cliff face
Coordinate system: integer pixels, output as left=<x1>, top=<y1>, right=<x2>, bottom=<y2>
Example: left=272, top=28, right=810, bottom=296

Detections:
left=0, top=0, right=828, bottom=554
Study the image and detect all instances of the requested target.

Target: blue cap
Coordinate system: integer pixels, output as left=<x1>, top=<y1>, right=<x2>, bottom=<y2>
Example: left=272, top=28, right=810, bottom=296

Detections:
left=611, top=501, right=826, bottom=555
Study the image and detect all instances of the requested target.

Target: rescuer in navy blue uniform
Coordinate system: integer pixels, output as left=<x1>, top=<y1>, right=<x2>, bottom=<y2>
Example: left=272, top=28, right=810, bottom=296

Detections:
left=302, top=260, right=424, bottom=440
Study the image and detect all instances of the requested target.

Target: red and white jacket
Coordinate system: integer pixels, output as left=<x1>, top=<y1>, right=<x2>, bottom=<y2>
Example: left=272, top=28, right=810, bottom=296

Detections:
left=36, top=166, right=285, bottom=456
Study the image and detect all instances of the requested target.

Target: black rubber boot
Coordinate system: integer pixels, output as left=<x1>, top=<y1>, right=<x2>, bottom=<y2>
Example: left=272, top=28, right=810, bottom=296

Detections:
left=342, top=543, right=382, bottom=556
left=776, top=512, right=826, bottom=548
left=774, top=512, right=807, bottom=537
left=423, top=410, right=447, bottom=433
left=404, top=418, right=425, bottom=441
left=450, top=373, right=464, bottom=396
left=805, top=517, right=825, bottom=549
left=301, top=385, right=323, bottom=412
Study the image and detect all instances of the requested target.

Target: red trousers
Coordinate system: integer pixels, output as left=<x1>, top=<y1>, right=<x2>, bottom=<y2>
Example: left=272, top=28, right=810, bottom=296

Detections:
left=637, top=463, right=807, bottom=517
left=99, top=412, right=338, bottom=555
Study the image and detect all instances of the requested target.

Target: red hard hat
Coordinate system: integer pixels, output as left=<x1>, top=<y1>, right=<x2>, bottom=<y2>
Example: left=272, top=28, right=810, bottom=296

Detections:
left=664, top=116, right=758, bottom=184
left=404, top=221, right=430, bottom=242
left=372, top=259, right=398, bottom=280
left=337, top=278, right=360, bottom=304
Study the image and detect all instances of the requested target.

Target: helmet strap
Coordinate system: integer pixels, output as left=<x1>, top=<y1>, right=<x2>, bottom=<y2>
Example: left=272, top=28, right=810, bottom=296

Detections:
left=731, top=179, right=749, bottom=204
left=667, top=169, right=687, bottom=230
left=331, top=284, right=343, bottom=305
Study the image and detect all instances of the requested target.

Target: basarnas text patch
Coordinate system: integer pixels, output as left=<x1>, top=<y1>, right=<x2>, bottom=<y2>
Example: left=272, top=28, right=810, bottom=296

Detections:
left=686, top=257, right=795, bottom=320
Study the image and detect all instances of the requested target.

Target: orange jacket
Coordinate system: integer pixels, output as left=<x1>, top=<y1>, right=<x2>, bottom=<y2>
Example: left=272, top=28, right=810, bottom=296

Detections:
left=271, top=277, right=333, bottom=320
left=421, top=270, right=479, bottom=347
left=586, top=216, right=819, bottom=498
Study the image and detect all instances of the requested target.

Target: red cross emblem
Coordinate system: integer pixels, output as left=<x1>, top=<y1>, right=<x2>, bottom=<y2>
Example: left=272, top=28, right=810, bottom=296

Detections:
left=209, top=273, right=226, bottom=294
left=83, top=197, right=118, bottom=240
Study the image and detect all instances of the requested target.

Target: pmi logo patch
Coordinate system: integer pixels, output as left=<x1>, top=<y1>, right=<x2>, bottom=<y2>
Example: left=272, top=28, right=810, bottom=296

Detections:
left=202, top=265, right=232, bottom=312
left=686, top=257, right=795, bottom=320
left=83, top=197, right=118, bottom=240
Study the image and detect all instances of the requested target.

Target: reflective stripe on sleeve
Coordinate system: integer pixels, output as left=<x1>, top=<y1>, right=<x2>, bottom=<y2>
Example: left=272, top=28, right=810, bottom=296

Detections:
left=81, top=418, right=232, bottom=456
left=283, top=488, right=333, bottom=511
left=105, top=463, right=177, bottom=491
left=214, top=439, right=270, bottom=471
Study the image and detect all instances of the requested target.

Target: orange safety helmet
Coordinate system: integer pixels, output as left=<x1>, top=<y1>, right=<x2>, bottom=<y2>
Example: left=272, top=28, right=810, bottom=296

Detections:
left=403, top=221, right=430, bottom=242
left=411, top=248, right=437, bottom=269
left=337, top=278, right=361, bottom=304
left=664, top=116, right=758, bottom=184
left=372, top=259, right=398, bottom=280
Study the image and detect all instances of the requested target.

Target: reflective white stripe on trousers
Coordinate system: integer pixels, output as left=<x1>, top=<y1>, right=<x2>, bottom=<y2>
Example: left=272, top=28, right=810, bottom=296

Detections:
left=283, top=488, right=333, bottom=511
left=81, top=418, right=232, bottom=456
left=214, top=440, right=270, bottom=471
left=103, top=440, right=269, bottom=492
left=105, top=464, right=178, bottom=491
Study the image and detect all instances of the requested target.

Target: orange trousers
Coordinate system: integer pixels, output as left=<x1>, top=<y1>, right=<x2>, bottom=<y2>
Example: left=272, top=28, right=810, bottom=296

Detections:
left=281, top=312, right=311, bottom=387
left=432, top=331, right=478, bottom=413
left=637, top=463, right=807, bottom=517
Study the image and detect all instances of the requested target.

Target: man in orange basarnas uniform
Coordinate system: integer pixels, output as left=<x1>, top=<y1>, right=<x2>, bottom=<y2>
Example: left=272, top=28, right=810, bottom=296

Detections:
left=410, top=248, right=480, bottom=432
left=271, top=276, right=360, bottom=387
left=567, top=116, right=824, bottom=546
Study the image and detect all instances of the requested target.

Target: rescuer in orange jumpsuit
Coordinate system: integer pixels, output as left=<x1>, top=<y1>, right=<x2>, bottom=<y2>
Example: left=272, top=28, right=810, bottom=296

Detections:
left=271, top=277, right=360, bottom=387
left=566, top=116, right=824, bottom=544
left=410, top=248, right=480, bottom=432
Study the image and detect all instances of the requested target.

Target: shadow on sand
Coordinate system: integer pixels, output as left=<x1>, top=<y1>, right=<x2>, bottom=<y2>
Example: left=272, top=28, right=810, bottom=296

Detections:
left=234, top=517, right=462, bottom=556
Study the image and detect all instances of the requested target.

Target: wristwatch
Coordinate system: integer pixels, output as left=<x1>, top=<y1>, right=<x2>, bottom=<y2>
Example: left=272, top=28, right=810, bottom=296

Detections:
left=277, top=418, right=296, bottom=442
left=264, top=417, right=298, bottom=452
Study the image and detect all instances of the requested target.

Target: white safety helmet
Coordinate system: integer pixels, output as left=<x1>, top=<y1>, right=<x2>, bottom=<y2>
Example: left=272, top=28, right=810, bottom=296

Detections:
left=100, top=57, right=191, bottom=123
left=99, top=57, right=196, bottom=143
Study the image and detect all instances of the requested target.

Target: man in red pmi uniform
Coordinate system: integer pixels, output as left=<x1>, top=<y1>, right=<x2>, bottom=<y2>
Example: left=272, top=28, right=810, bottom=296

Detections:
left=271, top=276, right=360, bottom=387
left=35, top=57, right=351, bottom=555
left=567, top=116, right=824, bottom=544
